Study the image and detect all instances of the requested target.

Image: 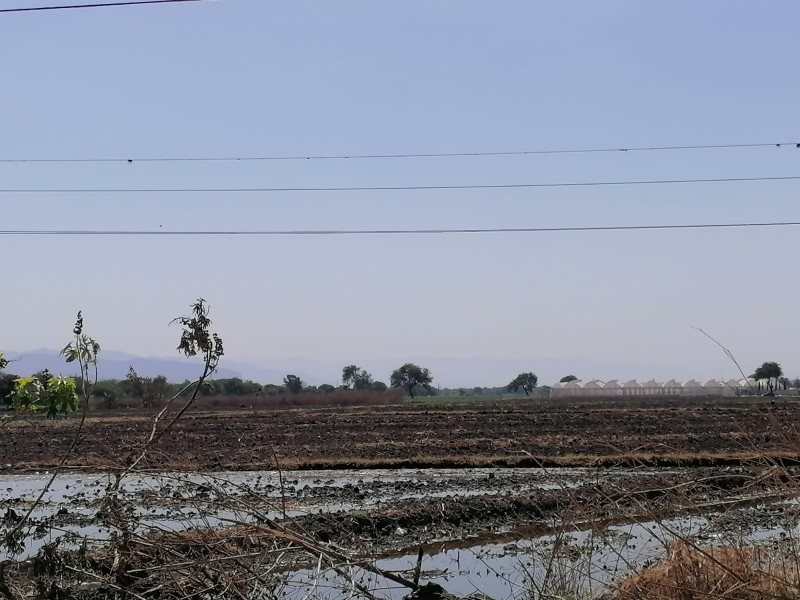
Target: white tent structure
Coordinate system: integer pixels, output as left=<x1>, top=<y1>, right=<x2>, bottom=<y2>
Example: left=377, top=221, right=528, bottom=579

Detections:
left=724, top=379, right=741, bottom=394
left=549, top=378, right=751, bottom=398
left=642, top=380, right=664, bottom=395
left=603, top=380, right=623, bottom=397
left=559, top=380, right=583, bottom=398
left=739, top=378, right=758, bottom=392
left=702, top=379, right=728, bottom=397
left=622, top=380, right=643, bottom=396
left=683, top=380, right=704, bottom=395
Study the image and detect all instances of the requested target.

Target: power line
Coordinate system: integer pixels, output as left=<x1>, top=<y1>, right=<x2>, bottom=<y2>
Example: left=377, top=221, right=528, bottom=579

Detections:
left=0, top=0, right=203, bottom=13
left=1, top=175, right=799, bottom=195
left=0, top=141, right=797, bottom=163
left=2, top=222, right=799, bottom=236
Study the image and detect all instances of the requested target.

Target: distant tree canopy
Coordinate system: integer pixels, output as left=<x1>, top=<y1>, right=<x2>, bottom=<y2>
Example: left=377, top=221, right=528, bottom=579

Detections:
left=283, top=374, right=304, bottom=394
left=2, top=367, right=393, bottom=406
left=216, top=377, right=261, bottom=396
left=0, top=373, right=16, bottom=404
left=341, top=365, right=358, bottom=388
left=752, top=362, right=783, bottom=394
left=123, top=367, right=167, bottom=408
left=341, top=365, right=374, bottom=390
left=390, top=363, right=433, bottom=398
left=507, top=372, right=538, bottom=397
left=559, top=375, right=578, bottom=383
left=0, top=352, right=16, bottom=406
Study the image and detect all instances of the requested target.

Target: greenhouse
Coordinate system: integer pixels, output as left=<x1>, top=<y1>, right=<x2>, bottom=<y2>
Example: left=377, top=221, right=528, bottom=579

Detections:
left=549, top=378, right=751, bottom=398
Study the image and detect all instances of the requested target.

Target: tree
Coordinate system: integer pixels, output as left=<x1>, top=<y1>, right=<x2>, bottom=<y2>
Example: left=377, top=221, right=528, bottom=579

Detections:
left=1, top=314, right=98, bottom=420
left=283, top=374, right=304, bottom=394
left=390, top=363, right=433, bottom=398
left=0, top=372, right=18, bottom=406
left=371, top=381, right=387, bottom=392
left=507, top=372, right=538, bottom=397
left=341, top=365, right=359, bottom=389
left=94, top=387, right=119, bottom=410
left=342, top=365, right=374, bottom=390
left=33, top=369, right=52, bottom=388
left=11, top=372, right=79, bottom=419
left=318, top=383, right=336, bottom=394
left=218, top=377, right=246, bottom=395
left=354, top=370, right=373, bottom=390
left=123, top=367, right=167, bottom=408
left=752, top=362, right=783, bottom=394
left=559, top=375, right=578, bottom=383
left=0, top=352, right=17, bottom=408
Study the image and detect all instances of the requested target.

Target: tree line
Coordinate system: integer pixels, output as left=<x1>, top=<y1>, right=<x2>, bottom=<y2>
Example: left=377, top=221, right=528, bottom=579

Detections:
left=0, top=358, right=440, bottom=411
left=5, top=334, right=796, bottom=415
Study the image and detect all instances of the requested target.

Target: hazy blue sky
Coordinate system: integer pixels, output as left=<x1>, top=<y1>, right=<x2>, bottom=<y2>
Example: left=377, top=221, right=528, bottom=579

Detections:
left=2, top=1, right=799, bottom=386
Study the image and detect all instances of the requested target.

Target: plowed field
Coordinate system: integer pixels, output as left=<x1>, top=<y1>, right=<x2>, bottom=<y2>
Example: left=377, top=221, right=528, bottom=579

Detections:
left=3, top=397, right=798, bottom=472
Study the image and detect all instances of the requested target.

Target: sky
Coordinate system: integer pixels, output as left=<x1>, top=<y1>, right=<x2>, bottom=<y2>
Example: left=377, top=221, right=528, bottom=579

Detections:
left=1, top=1, right=799, bottom=386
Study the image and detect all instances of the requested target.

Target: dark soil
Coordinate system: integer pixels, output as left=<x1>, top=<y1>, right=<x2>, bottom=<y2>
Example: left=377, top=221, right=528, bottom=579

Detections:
left=3, top=398, right=800, bottom=472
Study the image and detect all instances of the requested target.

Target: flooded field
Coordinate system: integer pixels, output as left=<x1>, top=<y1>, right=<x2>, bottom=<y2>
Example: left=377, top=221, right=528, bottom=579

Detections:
left=4, top=463, right=800, bottom=598
left=4, top=403, right=800, bottom=598
left=1, top=467, right=620, bottom=560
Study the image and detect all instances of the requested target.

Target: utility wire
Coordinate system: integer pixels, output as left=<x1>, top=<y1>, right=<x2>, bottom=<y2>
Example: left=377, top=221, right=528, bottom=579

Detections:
left=2, top=222, right=799, bottom=236
left=1, top=175, right=799, bottom=194
left=0, top=0, right=204, bottom=13
left=0, top=141, right=797, bottom=163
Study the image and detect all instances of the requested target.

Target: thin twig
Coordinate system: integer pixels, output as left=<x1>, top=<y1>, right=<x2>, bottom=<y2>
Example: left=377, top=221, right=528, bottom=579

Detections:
left=691, top=326, right=753, bottom=390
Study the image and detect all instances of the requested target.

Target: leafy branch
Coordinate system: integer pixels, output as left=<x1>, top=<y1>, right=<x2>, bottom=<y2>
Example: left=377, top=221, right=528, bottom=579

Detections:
left=4, top=312, right=100, bottom=554
left=136, top=298, right=223, bottom=456
left=111, top=299, right=223, bottom=478
left=102, top=299, right=223, bottom=582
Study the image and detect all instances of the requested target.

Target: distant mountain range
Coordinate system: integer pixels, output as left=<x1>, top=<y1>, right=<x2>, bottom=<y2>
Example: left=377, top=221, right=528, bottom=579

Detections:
left=3, top=349, right=689, bottom=388
left=2, top=349, right=291, bottom=384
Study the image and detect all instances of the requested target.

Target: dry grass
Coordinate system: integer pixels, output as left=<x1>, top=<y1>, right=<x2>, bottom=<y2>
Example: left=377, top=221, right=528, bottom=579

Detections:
left=9, top=448, right=800, bottom=474
left=614, top=540, right=800, bottom=600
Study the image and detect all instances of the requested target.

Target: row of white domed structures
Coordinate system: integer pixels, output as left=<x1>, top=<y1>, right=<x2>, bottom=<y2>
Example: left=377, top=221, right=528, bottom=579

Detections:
left=549, top=379, right=759, bottom=398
